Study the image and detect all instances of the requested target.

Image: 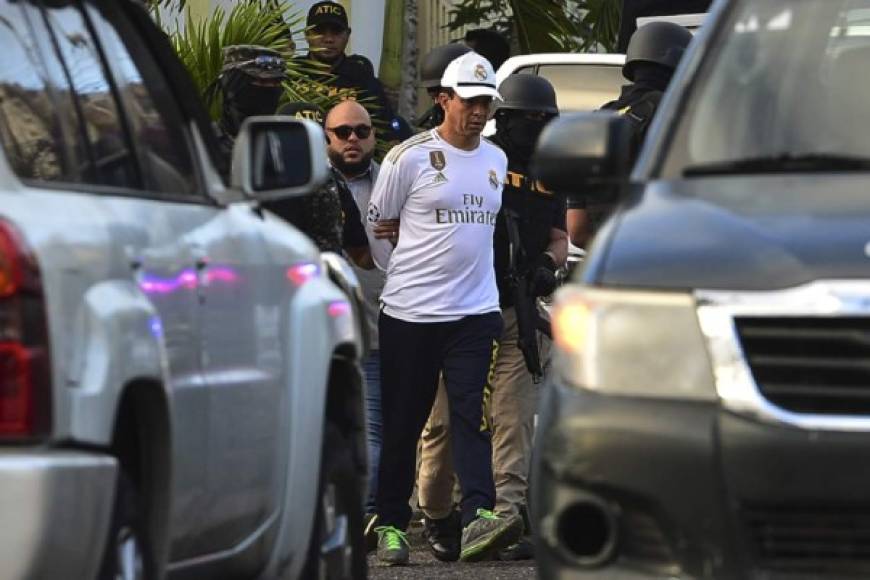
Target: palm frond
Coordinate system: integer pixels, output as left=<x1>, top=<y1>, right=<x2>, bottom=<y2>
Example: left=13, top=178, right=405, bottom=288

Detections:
left=508, top=0, right=581, bottom=52
left=447, top=0, right=621, bottom=53
left=156, top=0, right=393, bottom=156
left=575, top=0, right=621, bottom=52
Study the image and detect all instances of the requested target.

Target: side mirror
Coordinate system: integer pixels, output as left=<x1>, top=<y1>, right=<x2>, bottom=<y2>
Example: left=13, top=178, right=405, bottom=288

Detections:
left=231, top=117, right=328, bottom=201
left=531, top=112, right=633, bottom=196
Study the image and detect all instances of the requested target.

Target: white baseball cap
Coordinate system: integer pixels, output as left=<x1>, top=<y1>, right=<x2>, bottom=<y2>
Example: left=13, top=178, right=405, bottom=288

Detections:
left=440, top=51, right=502, bottom=100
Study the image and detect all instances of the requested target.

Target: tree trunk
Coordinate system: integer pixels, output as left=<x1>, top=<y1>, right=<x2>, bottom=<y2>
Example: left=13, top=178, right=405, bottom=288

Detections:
left=398, top=0, right=418, bottom=122
left=378, top=0, right=404, bottom=112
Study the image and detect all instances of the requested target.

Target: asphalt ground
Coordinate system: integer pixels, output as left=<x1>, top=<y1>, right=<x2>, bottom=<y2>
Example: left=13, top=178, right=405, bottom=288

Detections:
left=367, top=521, right=537, bottom=580
left=367, top=548, right=537, bottom=580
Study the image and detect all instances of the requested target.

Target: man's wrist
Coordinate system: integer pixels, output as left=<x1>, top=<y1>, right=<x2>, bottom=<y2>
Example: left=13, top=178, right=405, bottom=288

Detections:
left=539, top=251, right=558, bottom=271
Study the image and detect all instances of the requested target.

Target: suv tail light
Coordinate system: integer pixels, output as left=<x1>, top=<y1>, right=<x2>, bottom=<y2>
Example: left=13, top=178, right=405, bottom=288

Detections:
left=0, top=220, right=50, bottom=439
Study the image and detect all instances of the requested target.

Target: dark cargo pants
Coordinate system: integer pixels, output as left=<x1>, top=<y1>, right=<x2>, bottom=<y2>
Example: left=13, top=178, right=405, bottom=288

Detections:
left=376, top=311, right=502, bottom=529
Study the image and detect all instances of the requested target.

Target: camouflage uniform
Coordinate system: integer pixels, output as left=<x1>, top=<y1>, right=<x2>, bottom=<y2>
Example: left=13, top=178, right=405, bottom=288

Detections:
left=264, top=167, right=366, bottom=254
left=262, top=101, right=367, bottom=253
left=215, top=45, right=287, bottom=161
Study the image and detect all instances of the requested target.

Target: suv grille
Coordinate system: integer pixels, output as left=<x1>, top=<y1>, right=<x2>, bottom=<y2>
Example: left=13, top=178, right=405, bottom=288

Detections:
left=744, top=504, right=870, bottom=575
left=735, top=317, right=870, bottom=415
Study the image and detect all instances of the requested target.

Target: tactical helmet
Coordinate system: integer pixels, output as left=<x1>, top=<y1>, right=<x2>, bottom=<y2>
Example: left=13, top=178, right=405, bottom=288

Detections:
left=623, top=22, right=693, bottom=81
left=493, top=74, right=558, bottom=115
left=221, top=45, right=286, bottom=81
left=420, top=43, right=471, bottom=89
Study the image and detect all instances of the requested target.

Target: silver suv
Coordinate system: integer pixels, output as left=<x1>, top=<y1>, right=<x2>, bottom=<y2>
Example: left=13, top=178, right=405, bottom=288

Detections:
left=0, top=1, right=367, bottom=579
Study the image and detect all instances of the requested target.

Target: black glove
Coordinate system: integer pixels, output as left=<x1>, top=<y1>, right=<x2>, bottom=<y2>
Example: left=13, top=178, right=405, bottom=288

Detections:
left=530, top=252, right=558, bottom=297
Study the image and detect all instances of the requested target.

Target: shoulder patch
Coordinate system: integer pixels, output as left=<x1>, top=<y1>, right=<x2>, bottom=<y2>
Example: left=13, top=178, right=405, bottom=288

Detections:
left=386, top=133, right=434, bottom=163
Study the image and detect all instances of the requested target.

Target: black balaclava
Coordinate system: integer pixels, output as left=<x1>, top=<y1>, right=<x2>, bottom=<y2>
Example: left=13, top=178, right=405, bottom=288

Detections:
left=420, top=103, right=445, bottom=129
left=495, top=110, right=553, bottom=164
left=631, top=62, right=673, bottom=92
left=220, top=70, right=283, bottom=137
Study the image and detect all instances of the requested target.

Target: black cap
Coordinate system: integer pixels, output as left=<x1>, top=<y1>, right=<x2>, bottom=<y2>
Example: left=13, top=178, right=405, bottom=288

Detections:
left=307, top=1, right=349, bottom=30
left=420, top=43, right=471, bottom=89
left=278, top=101, right=325, bottom=124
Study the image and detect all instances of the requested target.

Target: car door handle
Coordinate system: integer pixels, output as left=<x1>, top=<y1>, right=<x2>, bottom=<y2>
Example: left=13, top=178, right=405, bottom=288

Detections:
left=124, top=245, right=142, bottom=271
left=190, top=245, right=208, bottom=270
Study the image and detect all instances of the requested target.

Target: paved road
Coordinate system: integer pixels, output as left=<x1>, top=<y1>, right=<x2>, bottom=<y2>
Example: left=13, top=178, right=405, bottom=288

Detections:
left=368, top=550, right=536, bottom=580
left=367, top=525, right=537, bottom=580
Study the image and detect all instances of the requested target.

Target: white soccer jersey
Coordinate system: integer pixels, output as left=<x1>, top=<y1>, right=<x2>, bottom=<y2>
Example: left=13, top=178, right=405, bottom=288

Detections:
left=367, top=129, right=507, bottom=323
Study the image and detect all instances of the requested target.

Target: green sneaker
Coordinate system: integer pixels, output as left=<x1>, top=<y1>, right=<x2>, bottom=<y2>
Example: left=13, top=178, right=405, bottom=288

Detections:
left=460, top=509, right=523, bottom=562
left=374, top=526, right=410, bottom=566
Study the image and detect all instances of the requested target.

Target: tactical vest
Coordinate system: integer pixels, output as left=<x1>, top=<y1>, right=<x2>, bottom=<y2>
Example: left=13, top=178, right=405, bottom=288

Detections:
left=579, top=88, right=663, bottom=235
left=494, top=166, right=565, bottom=307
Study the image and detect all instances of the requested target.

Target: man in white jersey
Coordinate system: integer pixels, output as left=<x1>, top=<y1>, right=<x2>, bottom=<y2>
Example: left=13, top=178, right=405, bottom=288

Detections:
left=367, top=51, right=522, bottom=566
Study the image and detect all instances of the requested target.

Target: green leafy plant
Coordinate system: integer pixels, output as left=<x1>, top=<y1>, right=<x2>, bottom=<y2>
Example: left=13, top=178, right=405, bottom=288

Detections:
left=152, top=1, right=351, bottom=117
left=448, top=0, right=580, bottom=53
left=448, top=0, right=621, bottom=53
left=575, top=0, right=621, bottom=52
left=152, top=0, right=392, bottom=156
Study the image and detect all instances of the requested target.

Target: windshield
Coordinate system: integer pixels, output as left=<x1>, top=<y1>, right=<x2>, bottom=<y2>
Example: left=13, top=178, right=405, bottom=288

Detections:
left=661, top=0, right=870, bottom=177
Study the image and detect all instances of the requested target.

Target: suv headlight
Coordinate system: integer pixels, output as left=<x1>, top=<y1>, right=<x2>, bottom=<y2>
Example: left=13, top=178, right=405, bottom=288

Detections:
left=551, top=286, right=716, bottom=400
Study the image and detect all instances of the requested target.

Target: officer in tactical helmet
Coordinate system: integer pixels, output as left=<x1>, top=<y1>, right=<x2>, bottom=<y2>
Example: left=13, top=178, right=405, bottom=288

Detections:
left=417, top=43, right=471, bottom=130
left=488, top=73, right=567, bottom=559
left=299, top=1, right=411, bottom=143
left=567, top=21, right=693, bottom=247
left=214, top=45, right=286, bottom=159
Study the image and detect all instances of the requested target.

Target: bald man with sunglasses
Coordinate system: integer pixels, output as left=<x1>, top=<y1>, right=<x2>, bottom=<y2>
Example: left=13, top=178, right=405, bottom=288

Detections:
left=263, top=102, right=370, bottom=263
left=323, top=101, right=388, bottom=538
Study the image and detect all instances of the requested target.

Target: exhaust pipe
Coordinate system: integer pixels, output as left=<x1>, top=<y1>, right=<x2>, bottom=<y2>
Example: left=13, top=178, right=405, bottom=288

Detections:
left=542, top=495, right=618, bottom=567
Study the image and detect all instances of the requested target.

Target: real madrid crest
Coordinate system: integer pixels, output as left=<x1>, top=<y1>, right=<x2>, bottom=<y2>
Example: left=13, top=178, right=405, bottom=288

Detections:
left=430, top=150, right=446, bottom=171
left=474, top=64, right=488, bottom=81
left=488, top=169, right=500, bottom=190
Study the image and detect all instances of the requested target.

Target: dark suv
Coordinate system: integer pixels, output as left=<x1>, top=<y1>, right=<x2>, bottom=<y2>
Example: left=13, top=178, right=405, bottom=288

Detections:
left=532, top=0, right=870, bottom=578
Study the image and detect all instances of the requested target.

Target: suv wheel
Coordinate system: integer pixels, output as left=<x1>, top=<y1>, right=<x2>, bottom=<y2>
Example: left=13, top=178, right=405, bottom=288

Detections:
left=303, top=422, right=366, bottom=580
left=99, top=471, right=155, bottom=580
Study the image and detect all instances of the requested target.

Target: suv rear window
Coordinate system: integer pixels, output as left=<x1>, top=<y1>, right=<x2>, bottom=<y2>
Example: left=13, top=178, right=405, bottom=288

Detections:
left=0, top=0, right=200, bottom=199
left=0, top=2, right=71, bottom=182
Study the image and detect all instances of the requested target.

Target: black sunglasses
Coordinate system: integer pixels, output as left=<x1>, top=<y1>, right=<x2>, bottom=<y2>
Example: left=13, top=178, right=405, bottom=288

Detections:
left=327, top=124, right=372, bottom=140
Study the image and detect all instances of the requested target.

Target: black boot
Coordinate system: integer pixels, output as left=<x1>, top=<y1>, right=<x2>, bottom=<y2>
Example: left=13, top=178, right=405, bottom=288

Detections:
left=497, top=505, right=535, bottom=561
left=423, top=511, right=461, bottom=562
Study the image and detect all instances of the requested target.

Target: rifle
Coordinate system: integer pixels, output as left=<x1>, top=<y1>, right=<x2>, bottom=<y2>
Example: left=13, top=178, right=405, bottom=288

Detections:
left=504, top=208, right=552, bottom=383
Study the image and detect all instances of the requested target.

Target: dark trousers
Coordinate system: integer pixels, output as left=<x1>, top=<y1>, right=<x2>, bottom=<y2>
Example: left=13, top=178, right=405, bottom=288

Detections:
left=376, top=311, right=503, bottom=530
left=363, top=350, right=382, bottom=514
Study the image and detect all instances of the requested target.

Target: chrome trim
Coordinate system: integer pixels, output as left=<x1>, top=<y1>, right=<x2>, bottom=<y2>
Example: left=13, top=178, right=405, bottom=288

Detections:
left=696, top=280, right=870, bottom=432
left=0, top=451, right=117, bottom=580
